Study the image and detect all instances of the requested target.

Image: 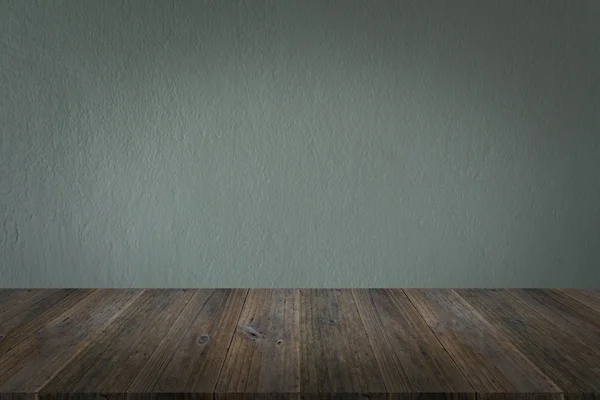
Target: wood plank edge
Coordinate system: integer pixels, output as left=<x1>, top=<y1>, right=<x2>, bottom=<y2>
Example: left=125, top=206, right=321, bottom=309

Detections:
left=210, top=289, right=252, bottom=394
left=18, top=391, right=586, bottom=400
left=34, top=290, right=147, bottom=392
left=556, top=289, right=600, bottom=315
left=349, top=289, right=401, bottom=394
left=399, top=289, right=478, bottom=394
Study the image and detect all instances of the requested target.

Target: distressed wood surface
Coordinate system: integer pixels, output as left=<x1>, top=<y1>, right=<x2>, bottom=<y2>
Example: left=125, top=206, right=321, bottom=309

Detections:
left=299, top=289, right=386, bottom=395
left=455, top=289, right=600, bottom=394
left=40, top=289, right=196, bottom=393
left=352, top=289, right=474, bottom=394
left=506, top=289, right=600, bottom=356
left=0, top=290, right=93, bottom=358
left=137, top=288, right=248, bottom=394
left=0, top=289, right=143, bottom=393
left=403, top=289, right=561, bottom=394
left=215, top=289, right=300, bottom=397
left=0, top=290, right=44, bottom=316
left=0, top=289, right=598, bottom=398
left=559, top=289, right=600, bottom=314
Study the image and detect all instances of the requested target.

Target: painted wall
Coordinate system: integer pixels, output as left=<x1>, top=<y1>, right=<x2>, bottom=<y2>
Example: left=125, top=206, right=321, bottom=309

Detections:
left=1, top=0, right=599, bottom=288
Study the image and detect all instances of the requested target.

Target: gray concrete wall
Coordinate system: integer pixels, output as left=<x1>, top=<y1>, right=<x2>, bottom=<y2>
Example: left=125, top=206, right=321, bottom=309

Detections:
left=1, top=0, right=599, bottom=287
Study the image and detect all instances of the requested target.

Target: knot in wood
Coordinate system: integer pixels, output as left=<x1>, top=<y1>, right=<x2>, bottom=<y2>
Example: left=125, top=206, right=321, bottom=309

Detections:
left=197, top=334, right=210, bottom=344
left=240, top=324, right=263, bottom=340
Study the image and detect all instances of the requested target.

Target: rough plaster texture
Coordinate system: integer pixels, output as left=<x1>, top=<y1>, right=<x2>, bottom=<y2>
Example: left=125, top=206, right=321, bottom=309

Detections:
left=1, top=0, right=599, bottom=288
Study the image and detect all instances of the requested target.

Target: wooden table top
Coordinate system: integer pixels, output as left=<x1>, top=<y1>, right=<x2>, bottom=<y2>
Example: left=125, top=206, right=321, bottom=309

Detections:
left=0, top=289, right=599, bottom=399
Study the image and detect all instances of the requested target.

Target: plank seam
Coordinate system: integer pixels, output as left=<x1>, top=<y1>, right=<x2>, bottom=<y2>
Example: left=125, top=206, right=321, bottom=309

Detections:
left=36, top=289, right=147, bottom=394
left=140, top=289, right=206, bottom=393
left=0, top=290, right=54, bottom=322
left=212, top=289, right=251, bottom=396
left=401, top=289, right=478, bottom=394
left=350, top=289, right=412, bottom=394
left=503, top=288, right=600, bottom=369
left=0, top=290, right=96, bottom=359
left=557, top=289, right=600, bottom=315
left=452, top=289, right=564, bottom=395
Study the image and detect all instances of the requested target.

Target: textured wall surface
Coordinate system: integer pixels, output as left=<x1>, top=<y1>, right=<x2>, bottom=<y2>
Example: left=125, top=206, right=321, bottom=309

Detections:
left=1, top=0, right=599, bottom=288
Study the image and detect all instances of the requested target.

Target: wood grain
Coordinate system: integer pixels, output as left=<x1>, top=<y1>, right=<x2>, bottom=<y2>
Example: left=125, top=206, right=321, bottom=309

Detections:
left=125, top=289, right=216, bottom=392
left=41, top=289, right=196, bottom=393
left=0, top=290, right=93, bottom=357
left=0, top=290, right=45, bottom=316
left=0, top=290, right=53, bottom=319
left=352, top=288, right=474, bottom=394
left=507, top=289, right=600, bottom=355
left=403, top=289, right=560, bottom=394
left=299, top=289, right=385, bottom=395
left=215, top=289, right=300, bottom=397
left=456, top=289, right=600, bottom=393
left=0, top=288, right=144, bottom=392
left=1, top=289, right=600, bottom=397
left=145, top=288, right=248, bottom=394
left=559, top=289, right=600, bottom=314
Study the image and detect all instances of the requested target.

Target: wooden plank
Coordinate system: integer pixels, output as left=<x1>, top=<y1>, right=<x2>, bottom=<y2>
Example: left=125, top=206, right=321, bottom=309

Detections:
left=215, top=289, right=300, bottom=396
left=507, top=289, right=600, bottom=355
left=139, top=288, right=249, bottom=394
left=40, top=289, right=196, bottom=393
left=125, top=289, right=216, bottom=392
left=0, top=290, right=45, bottom=315
left=299, top=289, right=385, bottom=395
left=0, top=393, right=38, bottom=400
left=0, top=288, right=144, bottom=392
left=455, top=289, right=600, bottom=393
left=475, top=395, right=566, bottom=400
left=403, top=289, right=560, bottom=394
left=559, top=289, right=600, bottom=314
left=0, top=289, right=93, bottom=357
left=0, top=290, right=56, bottom=325
left=351, top=289, right=474, bottom=394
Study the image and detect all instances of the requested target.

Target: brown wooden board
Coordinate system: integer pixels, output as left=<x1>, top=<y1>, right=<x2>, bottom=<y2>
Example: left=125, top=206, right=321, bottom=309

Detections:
left=143, top=289, right=249, bottom=394
left=352, top=289, right=475, bottom=395
left=0, top=289, right=144, bottom=392
left=298, top=289, right=386, bottom=395
left=0, top=289, right=93, bottom=357
left=403, top=289, right=560, bottom=394
left=507, top=289, right=600, bottom=355
left=41, top=289, right=196, bottom=393
left=0, top=290, right=45, bottom=316
left=215, top=289, right=300, bottom=397
left=455, top=289, right=600, bottom=393
left=559, top=289, right=600, bottom=314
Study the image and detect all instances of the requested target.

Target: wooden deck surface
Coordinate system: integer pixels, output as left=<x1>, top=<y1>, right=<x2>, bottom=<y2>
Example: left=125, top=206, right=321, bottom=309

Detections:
left=0, top=289, right=599, bottom=399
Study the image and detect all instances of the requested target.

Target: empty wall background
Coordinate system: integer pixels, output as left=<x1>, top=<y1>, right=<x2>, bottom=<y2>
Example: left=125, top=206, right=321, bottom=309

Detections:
left=1, top=0, right=599, bottom=288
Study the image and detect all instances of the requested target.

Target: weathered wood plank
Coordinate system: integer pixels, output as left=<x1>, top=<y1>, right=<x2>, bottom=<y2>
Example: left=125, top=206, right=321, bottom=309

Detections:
left=507, top=289, right=600, bottom=355
left=0, top=289, right=93, bottom=357
left=40, top=289, right=196, bottom=393
left=456, top=289, right=600, bottom=393
left=39, top=395, right=214, bottom=400
left=0, top=290, right=46, bottom=316
left=143, top=289, right=249, bottom=393
left=475, top=395, right=565, bottom=400
left=403, top=289, right=560, bottom=394
left=299, top=289, right=385, bottom=395
left=559, top=289, right=600, bottom=314
left=352, top=289, right=475, bottom=394
left=215, top=289, right=300, bottom=397
left=0, top=289, right=144, bottom=392
left=0, top=393, right=38, bottom=400
left=125, top=289, right=216, bottom=392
